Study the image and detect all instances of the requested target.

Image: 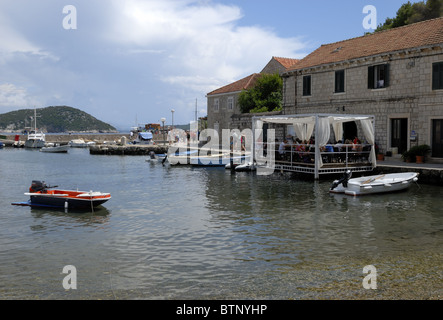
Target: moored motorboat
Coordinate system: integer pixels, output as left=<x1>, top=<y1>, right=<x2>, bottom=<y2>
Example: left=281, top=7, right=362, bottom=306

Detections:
left=40, top=144, right=70, bottom=153
left=24, top=130, right=46, bottom=148
left=190, top=153, right=230, bottom=167
left=330, top=171, right=419, bottom=196
left=234, top=161, right=256, bottom=172
left=69, top=139, right=95, bottom=147
left=145, top=151, right=166, bottom=162
left=16, top=181, right=111, bottom=209
left=24, top=108, right=46, bottom=148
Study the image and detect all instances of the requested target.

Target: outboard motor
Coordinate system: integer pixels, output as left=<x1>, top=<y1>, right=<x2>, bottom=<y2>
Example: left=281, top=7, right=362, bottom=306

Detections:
left=330, top=170, right=352, bottom=191
left=29, top=180, right=47, bottom=193
left=149, top=151, right=156, bottom=159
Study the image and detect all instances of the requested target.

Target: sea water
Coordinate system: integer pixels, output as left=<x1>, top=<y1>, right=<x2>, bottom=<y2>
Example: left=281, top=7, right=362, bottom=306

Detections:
left=0, top=147, right=442, bottom=299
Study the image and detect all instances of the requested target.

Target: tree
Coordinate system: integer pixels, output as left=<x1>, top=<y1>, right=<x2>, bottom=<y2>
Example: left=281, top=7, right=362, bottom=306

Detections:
left=375, top=0, right=442, bottom=32
left=238, top=73, right=283, bottom=114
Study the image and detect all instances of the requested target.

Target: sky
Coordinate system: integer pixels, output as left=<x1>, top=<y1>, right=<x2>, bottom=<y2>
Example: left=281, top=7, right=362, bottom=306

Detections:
left=0, top=0, right=410, bottom=130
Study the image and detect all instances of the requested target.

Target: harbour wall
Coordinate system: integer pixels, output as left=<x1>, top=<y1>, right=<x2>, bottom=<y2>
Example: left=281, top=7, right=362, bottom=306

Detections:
left=1, top=133, right=131, bottom=144
left=89, top=144, right=169, bottom=155
left=374, top=164, right=443, bottom=186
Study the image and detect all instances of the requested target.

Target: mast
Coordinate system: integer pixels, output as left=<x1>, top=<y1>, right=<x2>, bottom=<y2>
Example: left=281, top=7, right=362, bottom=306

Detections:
left=195, top=98, right=198, bottom=122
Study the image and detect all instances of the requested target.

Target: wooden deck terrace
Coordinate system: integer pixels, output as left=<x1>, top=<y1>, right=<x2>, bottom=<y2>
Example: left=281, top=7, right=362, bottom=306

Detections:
left=270, top=143, right=374, bottom=176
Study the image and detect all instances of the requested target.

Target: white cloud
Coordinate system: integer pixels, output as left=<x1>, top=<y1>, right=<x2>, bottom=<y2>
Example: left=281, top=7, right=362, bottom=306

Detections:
left=0, top=83, right=35, bottom=112
left=109, top=0, right=307, bottom=86
left=0, top=0, right=309, bottom=127
left=0, top=11, right=58, bottom=62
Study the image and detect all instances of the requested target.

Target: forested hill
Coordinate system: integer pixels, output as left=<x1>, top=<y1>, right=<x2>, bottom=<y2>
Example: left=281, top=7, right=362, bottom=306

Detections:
left=0, top=106, right=117, bottom=133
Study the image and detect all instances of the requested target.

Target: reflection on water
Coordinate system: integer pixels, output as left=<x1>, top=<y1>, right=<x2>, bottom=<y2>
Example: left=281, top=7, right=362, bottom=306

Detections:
left=0, top=148, right=442, bottom=299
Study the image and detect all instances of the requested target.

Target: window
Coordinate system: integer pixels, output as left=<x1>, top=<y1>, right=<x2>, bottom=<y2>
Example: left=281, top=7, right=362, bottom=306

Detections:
left=227, top=97, right=234, bottom=111
left=368, top=64, right=389, bottom=89
left=213, top=98, right=219, bottom=112
left=335, top=70, right=345, bottom=93
left=432, top=62, right=443, bottom=90
left=303, top=75, right=311, bottom=96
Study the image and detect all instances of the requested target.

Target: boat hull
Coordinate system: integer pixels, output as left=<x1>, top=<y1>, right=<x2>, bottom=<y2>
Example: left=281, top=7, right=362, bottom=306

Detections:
left=40, top=145, right=70, bottom=153
left=330, top=172, right=419, bottom=196
left=191, top=154, right=251, bottom=167
left=24, top=139, right=45, bottom=148
left=25, top=190, right=111, bottom=209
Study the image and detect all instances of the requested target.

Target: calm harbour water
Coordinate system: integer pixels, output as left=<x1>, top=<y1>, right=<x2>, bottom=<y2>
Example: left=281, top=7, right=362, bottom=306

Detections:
left=0, top=147, right=442, bottom=300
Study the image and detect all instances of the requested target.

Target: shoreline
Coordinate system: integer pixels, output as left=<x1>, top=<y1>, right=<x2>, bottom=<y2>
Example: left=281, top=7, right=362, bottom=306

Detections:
left=2, top=133, right=443, bottom=185
left=0, top=133, right=131, bottom=145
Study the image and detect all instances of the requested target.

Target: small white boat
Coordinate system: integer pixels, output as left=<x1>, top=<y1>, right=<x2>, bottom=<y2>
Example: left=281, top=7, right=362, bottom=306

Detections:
left=235, top=162, right=256, bottom=172
left=12, top=181, right=111, bottom=209
left=190, top=153, right=230, bottom=167
left=40, top=144, right=70, bottom=153
left=69, top=139, right=96, bottom=147
left=330, top=171, right=419, bottom=196
left=145, top=151, right=166, bottom=163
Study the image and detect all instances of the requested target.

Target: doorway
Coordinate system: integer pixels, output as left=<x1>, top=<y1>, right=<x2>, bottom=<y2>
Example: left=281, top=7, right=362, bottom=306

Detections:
left=432, top=119, right=443, bottom=158
left=391, top=118, right=408, bottom=154
left=343, top=121, right=357, bottom=142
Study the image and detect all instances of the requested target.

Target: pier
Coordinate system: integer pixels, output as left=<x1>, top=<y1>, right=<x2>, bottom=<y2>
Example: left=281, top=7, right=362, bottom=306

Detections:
left=89, top=144, right=168, bottom=155
left=374, top=158, right=443, bottom=186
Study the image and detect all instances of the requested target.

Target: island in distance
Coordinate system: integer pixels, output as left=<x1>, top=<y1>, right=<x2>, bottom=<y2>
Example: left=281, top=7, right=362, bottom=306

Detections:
left=0, top=106, right=117, bottom=133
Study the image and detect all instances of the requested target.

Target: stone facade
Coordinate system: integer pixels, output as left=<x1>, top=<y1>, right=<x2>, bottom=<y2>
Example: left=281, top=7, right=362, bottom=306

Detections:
left=207, top=19, right=443, bottom=159
left=283, top=46, right=443, bottom=159
left=207, top=57, right=299, bottom=145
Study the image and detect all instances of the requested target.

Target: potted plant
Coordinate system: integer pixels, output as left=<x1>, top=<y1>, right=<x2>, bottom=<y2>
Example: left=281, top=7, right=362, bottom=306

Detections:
left=401, top=150, right=412, bottom=162
left=412, top=144, right=431, bottom=164
left=375, top=144, right=384, bottom=161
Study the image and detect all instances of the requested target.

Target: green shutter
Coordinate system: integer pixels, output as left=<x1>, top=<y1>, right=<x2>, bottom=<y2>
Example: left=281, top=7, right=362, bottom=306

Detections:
left=433, top=62, right=443, bottom=90
left=303, top=75, right=311, bottom=96
left=335, top=70, right=344, bottom=93
left=368, top=66, right=374, bottom=89
left=384, top=64, right=390, bottom=88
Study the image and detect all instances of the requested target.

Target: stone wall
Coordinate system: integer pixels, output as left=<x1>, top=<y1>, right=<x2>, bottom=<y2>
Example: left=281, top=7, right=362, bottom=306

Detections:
left=230, top=111, right=285, bottom=142
left=282, top=47, right=443, bottom=157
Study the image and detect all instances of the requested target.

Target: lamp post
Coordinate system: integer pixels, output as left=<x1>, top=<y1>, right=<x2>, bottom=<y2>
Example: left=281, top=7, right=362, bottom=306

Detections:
left=171, top=109, right=175, bottom=129
left=160, top=117, right=166, bottom=146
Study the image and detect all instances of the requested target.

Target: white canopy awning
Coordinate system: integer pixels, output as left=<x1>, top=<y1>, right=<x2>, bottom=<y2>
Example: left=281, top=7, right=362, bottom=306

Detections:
left=252, top=114, right=376, bottom=178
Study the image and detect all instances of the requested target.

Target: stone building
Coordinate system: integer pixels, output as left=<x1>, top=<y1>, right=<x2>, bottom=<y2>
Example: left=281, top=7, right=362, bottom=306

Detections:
left=282, top=17, right=443, bottom=160
left=206, top=57, right=299, bottom=144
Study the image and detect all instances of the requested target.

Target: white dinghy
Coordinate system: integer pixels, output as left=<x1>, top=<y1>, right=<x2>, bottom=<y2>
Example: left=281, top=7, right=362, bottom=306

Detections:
left=330, top=170, right=419, bottom=196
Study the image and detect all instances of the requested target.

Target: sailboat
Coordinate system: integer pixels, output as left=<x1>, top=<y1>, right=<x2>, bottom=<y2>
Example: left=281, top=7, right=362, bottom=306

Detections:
left=24, top=108, right=46, bottom=148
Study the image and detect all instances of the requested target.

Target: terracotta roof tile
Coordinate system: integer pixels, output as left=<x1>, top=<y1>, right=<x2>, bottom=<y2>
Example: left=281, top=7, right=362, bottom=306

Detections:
left=207, top=73, right=262, bottom=96
left=288, top=17, right=443, bottom=72
left=272, top=56, right=300, bottom=70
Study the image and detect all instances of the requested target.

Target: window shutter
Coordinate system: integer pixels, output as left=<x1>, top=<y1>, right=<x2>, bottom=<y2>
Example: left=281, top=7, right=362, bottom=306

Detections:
left=433, top=62, right=443, bottom=90
left=384, top=64, right=390, bottom=87
left=303, top=75, right=311, bottom=96
left=368, top=66, right=374, bottom=89
left=335, top=70, right=344, bottom=93
left=433, top=63, right=438, bottom=90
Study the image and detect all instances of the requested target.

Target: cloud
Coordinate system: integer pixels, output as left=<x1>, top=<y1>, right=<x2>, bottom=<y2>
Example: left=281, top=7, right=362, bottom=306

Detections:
left=108, top=0, right=307, bottom=87
left=0, top=0, right=308, bottom=127
left=0, top=83, right=35, bottom=111
left=0, top=10, right=58, bottom=62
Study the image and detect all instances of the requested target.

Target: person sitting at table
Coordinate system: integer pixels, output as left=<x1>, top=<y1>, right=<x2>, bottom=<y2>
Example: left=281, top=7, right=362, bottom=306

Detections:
left=294, top=138, right=303, bottom=161
left=335, top=140, right=344, bottom=162
left=279, top=140, right=288, bottom=160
